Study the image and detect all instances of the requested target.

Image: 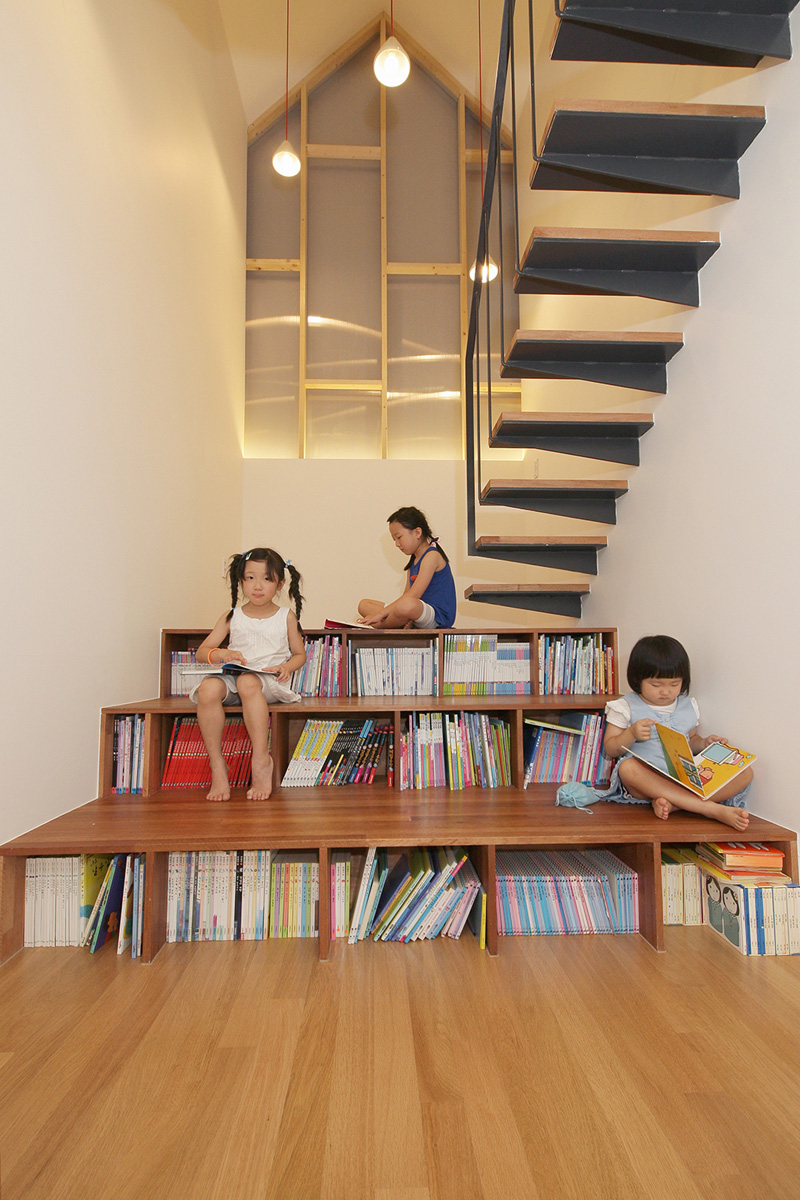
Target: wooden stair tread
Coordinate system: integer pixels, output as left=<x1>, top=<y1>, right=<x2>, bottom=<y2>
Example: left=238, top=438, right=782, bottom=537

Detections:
left=519, top=227, right=720, bottom=270
left=506, top=331, right=682, bottom=358
left=491, top=411, right=654, bottom=432
left=475, top=535, right=608, bottom=547
left=481, top=478, right=627, bottom=495
left=543, top=98, right=766, bottom=120
left=466, top=583, right=589, bottom=594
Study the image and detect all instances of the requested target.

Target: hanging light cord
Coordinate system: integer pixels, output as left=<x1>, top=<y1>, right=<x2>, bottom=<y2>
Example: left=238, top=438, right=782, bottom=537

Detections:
left=390, top=0, right=394, bottom=38
left=284, top=0, right=290, bottom=141
left=478, top=0, right=484, bottom=201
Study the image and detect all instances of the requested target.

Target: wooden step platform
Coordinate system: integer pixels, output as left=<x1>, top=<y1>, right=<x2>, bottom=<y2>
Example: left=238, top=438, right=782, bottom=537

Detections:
left=501, top=330, right=683, bottom=392
left=2, top=789, right=795, bottom=961
left=530, top=100, right=766, bottom=197
left=480, top=478, right=628, bottom=523
left=473, top=534, right=607, bottom=574
left=490, top=411, right=654, bottom=465
left=515, top=227, right=720, bottom=305
left=550, top=0, right=797, bottom=67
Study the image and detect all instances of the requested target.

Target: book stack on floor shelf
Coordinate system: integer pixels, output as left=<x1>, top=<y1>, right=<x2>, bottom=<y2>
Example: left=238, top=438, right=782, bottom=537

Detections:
left=399, top=713, right=511, bottom=790
left=442, top=633, right=531, bottom=695
left=347, top=847, right=485, bottom=945
left=281, top=719, right=391, bottom=787
left=523, top=714, right=612, bottom=787
left=161, top=716, right=253, bottom=789
left=694, top=841, right=799, bottom=956
left=495, top=849, right=639, bottom=936
left=25, top=853, right=145, bottom=957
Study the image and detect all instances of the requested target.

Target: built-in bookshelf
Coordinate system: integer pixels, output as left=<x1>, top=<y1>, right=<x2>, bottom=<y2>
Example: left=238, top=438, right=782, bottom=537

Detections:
left=1, top=624, right=797, bottom=969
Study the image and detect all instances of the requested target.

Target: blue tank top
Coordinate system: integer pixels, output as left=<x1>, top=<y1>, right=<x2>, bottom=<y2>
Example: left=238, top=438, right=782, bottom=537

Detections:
left=626, top=691, right=697, bottom=776
left=408, top=543, right=457, bottom=628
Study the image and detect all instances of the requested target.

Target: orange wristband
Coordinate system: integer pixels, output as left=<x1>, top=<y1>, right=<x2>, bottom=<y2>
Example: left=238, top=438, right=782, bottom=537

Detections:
left=208, top=648, right=222, bottom=664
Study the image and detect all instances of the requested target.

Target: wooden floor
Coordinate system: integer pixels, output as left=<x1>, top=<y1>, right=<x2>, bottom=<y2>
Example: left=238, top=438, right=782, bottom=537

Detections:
left=1, top=930, right=799, bottom=1200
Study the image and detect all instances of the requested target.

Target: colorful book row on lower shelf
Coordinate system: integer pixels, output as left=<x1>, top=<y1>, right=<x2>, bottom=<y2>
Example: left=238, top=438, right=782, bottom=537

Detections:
left=496, top=849, right=639, bottom=935
left=24, top=853, right=145, bottom=957
left=399, top=712, right=511, bottom=790
left=161, top=716, right=253, bottom=789
left=523, top=714, right=612, bottom=786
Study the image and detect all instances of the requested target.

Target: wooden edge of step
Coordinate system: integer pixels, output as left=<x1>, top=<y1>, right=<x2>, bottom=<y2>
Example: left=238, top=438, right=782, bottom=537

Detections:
left=481, top=478, right=629, bottom=493
left=491, top=411, right=655, bottom=434
left=475, top=535, right=609, bottom=547
left=509, top=330, right=684, bottom=345
left=549, top=98, right=766, bottom=120
left=465, top=584, right=591, bottom=596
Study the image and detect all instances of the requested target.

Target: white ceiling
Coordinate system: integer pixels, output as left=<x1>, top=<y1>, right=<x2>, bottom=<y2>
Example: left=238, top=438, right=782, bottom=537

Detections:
left=216, top=0, right=508, bottom=125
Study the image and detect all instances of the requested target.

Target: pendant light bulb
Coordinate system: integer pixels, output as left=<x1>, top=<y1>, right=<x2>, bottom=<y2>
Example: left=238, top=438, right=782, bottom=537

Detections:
left=273, top=139, right=301, bottom=177
left=469, top=255, right=499, bottom=283
left=374, top=36, right=411, bottom=87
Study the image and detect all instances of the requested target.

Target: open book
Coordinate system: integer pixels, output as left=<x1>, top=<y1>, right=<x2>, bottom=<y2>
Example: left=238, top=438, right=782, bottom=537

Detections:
left=625, top=724, right=755, bottom=799
left=212, top=662, right=281, bottom=679
left=324, top=618, right=364, bottom=630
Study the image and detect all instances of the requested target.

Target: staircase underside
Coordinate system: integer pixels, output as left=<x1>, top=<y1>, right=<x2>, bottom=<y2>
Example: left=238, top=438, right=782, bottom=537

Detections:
left=464, top=583, right=589, bottom=618
left=550, top=0, right=797, bottom=66
left=474, top=535, right=607, bottom=574
left=530, top=101, right=766, bottom=197
left=489, top=411, right=654, bottom=465
left=480, top=479, right=628, bottom=524
left=515, top=227, right=720, bottom=305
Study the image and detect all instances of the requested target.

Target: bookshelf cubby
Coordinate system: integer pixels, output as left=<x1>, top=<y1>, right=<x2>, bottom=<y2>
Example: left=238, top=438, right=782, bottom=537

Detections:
left=0, top=626, right=796, bottom=967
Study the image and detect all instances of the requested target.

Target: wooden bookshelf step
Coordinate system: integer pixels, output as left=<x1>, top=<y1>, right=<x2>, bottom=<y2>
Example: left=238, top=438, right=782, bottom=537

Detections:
left=501, top=331, right=683, bottom=393
left=515, top=227, right=720, bottom=305
left=530, top=101, right=766, bottom=197
left=464, top=583, right=590, bottom=618
left=490, top=411, right=654, bottom=465
left=480, top=479, right=627, bottom=524
left=473, top=534, right=607, bottom=574
left=550, top=0, right=797, bottom=67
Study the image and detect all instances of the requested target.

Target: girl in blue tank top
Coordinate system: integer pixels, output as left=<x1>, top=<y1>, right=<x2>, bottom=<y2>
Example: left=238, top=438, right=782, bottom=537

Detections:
left=358, top=506, right=457, bottom=629
left=603, top=634, right=752, bottom=832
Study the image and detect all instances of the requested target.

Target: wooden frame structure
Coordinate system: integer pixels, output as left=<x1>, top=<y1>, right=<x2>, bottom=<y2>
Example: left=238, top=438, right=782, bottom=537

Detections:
left=246, top=12, right=519, bottom=460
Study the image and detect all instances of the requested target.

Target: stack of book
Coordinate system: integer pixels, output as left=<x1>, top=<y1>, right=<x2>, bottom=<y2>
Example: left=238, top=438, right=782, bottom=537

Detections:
left=523, top=714, right=613, bottom=787
left=442, top=634, right=531, bottom=695
left=112, top=714, right=146, bottom=793
left=170, top=647, right=203, bottom=696
left=351, top=643, right=436, bottom=696
left=166, top=850, right=274, bottom=942
left=398, top=712, right=511, bottom=790
left=161, top=716, right=253, bottom=788
left=281, top=719, right=391, bottom=787
left=290, top=634, right=343, bottom=697
left=660, top=846, right=703, bottom=925
left=24, top=853, right=145, bottom=957
left=694, top=841, right=798, bottom=956
left=269, top=852, right=319, bottom=938
left=495, top=849, right=638, bottom=935
left=538, top=632, right=615, bottom=695
left=347, top=847, right=485, bottom=945
left=330, top=851, right=351, bottom=939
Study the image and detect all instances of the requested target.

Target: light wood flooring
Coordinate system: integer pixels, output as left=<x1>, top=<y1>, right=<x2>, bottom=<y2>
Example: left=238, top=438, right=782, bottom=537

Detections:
left=1, top=929, right=799, bottom=1200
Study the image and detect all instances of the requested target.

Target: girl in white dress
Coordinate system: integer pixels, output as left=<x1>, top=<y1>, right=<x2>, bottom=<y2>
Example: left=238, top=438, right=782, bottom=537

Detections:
left=193, top=549, right=306, bottom=801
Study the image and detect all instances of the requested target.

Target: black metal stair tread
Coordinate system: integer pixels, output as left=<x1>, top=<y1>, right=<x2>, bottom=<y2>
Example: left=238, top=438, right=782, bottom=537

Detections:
left=504, top=331, right=683, bottom=364
left=490, top=411, right=654, bottom=439
left=516, top=226, right=720, bottom=297
left=550, top=0, right=796, bottom=66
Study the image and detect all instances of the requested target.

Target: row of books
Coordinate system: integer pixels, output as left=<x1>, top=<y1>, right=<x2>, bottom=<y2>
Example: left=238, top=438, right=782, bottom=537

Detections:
left=161, top=716, right=253, bottom=788
left=523, top=714, right=613, bottom=787
left=281, top=719, right=391, bottom=787
left=661, top=840, right=789, bottom=929
left=538, top=632, right=615, bottom=696
left=692, top=840, right=797, bottom=957
left=25, top=854, right=146, bottom=957
left=289, top=634, right=343, bottom=697
left=398, top=712, right=511, bottom=790
left=111, top=714, right=146, bottom=793
left=441, top=634, right=531, bottom=695
left=170, top=648, right=201, bottom=696
left=496, top=849, right=639, bottom=935
left=165, top=850, right=320, bottom=941
left=347, top=847, right=485, bottom=945
left=351, top=644, right=437, bottom=697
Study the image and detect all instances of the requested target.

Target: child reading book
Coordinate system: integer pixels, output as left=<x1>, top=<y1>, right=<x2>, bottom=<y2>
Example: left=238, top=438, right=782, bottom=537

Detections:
left=357, top=506, right=457, bottom=630
left=192, top=548, right=306, bottom=801
left=602, top=635, right=752, bottom=831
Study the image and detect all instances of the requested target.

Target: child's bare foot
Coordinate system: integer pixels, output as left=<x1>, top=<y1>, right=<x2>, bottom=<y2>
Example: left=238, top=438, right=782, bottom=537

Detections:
left=713, top=803, right=750, bottom=832
left=247, top=753, right=274, bottom=800
left=652, top=796, right=675, bottom=820
left=207, top=765, right=231, bottom=802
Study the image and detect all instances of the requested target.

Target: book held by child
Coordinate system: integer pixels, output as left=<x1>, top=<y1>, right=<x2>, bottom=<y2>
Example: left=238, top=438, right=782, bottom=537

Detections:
left=625, top=724, right=755, bottom=800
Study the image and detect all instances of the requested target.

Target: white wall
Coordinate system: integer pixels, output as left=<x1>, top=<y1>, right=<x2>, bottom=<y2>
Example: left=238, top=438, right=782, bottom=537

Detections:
left=0, top=1, right=247, bottom=842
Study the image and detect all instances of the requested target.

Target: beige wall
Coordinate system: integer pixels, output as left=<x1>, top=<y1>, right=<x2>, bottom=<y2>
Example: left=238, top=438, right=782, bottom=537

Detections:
left=0, top=2, right=246, bottom=842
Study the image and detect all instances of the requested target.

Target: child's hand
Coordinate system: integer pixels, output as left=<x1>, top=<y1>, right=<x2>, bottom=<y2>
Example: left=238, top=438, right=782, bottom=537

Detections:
left=701, top=734, right=726, bottom=749
left=273, top=663, right=291, bottom=682
left=630, top=718, right=655, bottom=742
left=223, top=650, right=247, bottom=665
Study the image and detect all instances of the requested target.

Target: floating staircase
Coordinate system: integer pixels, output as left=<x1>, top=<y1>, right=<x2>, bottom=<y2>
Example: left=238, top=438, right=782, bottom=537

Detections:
left=516, top=228, right=720, bottom=305
left=550, top=0, right=799, bottom=67
left=464, top=0, right=789, bottom=618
